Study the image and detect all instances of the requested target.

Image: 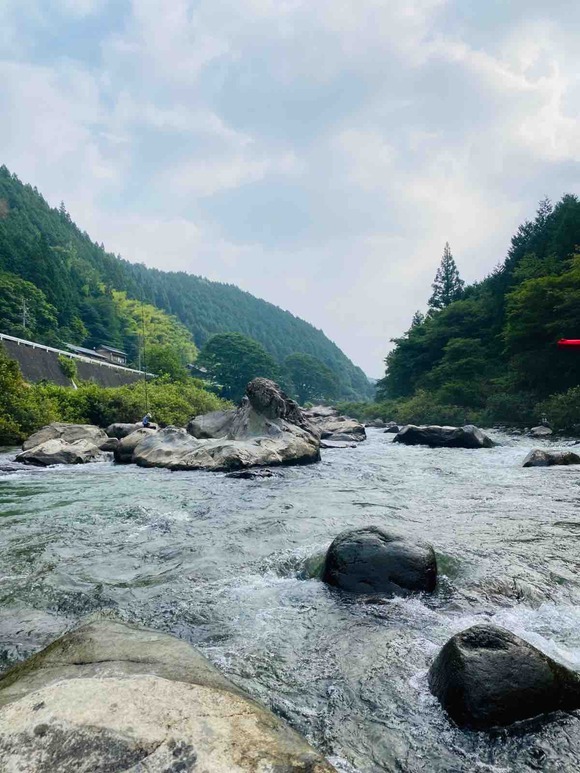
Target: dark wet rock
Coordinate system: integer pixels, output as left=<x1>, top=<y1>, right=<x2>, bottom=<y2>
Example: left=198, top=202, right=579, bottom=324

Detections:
left=187, top=409, right=236, bottom=439
left=530, top=425, right=553, bottom=438
left=394, top=424, right=494, bottom=449
left=523, top=449, right=580, bottom=467
left=113, top=427, right=158, bottom=464
left=428, top=624, right=580, bottom=729
left=98, top=437, right=119, bottom=452
left=105, top=422, right=140, bottom=439
left=226, top=468, right=279, bottom=479
left=16, top=439, right=103, bottom=467
left=322, top=526, right=437, bottom=596
left=127, top=379, right=320, bottom=472
left=22, top=423, right=107, bottom=451
left=384, top=422, right=400, bottom=434
left=304, top=408, right=366, bottom=443
left=0, top=617, right=334, bottom=772
left=366, top=419, right=385, bottom=428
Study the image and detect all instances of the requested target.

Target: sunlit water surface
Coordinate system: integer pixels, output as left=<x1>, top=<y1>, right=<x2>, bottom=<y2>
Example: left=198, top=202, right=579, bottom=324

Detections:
left=2, top=430, right=580, bottom=771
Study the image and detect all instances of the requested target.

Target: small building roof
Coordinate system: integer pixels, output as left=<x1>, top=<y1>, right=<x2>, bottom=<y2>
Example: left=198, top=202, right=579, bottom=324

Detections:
left=97, top=345, right=127, bottom=356
left=66, top=344, right=109, bottom=360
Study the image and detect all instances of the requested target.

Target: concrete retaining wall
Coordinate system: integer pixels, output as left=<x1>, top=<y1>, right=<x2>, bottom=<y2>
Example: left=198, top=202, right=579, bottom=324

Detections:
left=1, top=333, right=147, bottom=388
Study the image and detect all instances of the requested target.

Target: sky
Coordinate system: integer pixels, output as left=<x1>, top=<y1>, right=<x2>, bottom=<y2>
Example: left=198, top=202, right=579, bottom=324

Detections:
left=2, top=1, right=580, bottom=376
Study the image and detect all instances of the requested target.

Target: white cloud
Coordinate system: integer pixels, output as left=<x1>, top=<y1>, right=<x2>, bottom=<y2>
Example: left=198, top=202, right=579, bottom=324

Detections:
left=2, top=0, right=580, bottom=374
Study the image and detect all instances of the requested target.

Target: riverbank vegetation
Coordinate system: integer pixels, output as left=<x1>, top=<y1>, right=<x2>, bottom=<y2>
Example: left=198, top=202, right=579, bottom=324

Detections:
left=0, top=345, right=228, bottom=445
left=342, top=196, right=580, bottom=432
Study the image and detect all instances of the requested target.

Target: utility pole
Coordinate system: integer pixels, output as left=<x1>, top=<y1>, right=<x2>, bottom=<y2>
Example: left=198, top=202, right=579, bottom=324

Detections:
left=22, top=298, right=28, bottom=329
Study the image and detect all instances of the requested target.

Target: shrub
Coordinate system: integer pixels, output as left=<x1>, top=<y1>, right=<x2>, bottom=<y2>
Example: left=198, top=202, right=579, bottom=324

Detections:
left=57, top=354, right=77, bottom=380
left=536, top=387, right=580, bottom=433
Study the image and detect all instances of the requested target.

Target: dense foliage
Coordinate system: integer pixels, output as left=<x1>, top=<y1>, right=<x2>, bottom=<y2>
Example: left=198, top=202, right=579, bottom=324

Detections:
left=369, top=195, right=580, bottom=430
left=0, top=344, right=227, bottom=444
left=197, top=333, right=282, bottom=402
left=0, top=166, right=371, bottom=399
left=283, top=352, right=338, bottom=404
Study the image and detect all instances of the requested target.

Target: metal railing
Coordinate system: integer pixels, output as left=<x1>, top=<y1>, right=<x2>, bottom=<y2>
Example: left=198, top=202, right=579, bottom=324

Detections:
left=0, top=332, right=155, bottom=376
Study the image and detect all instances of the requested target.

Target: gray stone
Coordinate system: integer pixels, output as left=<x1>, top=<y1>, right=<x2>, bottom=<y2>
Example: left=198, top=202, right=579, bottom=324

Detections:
left=322, top=526, right=437, bottom=596
left=429, top=624, right=580, bottom=729
left=383, top=422, right=400, bottom=434
left=16, top=438, right=103, bottom=467
left=530, top=425, right=553, bottom=437
left=22, top=423, right=107, bottom=451
left=105, top=422, right=141, bottom=439
left=114, top=427, right=158, bottom=464
left=187, top=410, right=236, bottom=439
left=393, top=424, right=494, bottom=449
left=0, top=618, right=334, bottom=772
left=523, top=449, right=580, bottom=467
left=97, top=437, right=119, bottom=452
left=365, top=418, right=385, bottom=428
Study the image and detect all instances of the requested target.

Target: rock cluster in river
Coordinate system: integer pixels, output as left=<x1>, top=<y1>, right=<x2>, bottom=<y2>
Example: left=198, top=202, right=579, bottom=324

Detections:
left=0, top=618, right=333, bottom=772
left=16, top=423, right=118, bottom=466
left=522, top=448, right=580, bottom=467
left=429, top=624, right=580, bottom=729
left=322, top=526, right=437, bottom=596
left=303, top=405, right=366, bottom=443
left=120, top=379, right=321, bottom=471
left=394, top=424, right=494, bottom=449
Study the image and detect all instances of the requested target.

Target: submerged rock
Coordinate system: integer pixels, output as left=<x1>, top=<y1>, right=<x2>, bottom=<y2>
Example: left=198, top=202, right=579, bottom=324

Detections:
left=523, top=449, right=580, bottom=467
left=226, top=468, right=278, bottom=479
left=322, top=526, right=437, bottom=595
left=0, top=618, right=334, bottom=772
left=429, top=624, right=580, bottom=729
left=393, top=424, right=494, bottom=449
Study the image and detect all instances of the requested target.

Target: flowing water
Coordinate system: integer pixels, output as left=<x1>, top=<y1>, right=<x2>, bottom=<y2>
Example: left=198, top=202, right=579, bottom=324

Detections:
left=2, top=430, right=580, bottom=772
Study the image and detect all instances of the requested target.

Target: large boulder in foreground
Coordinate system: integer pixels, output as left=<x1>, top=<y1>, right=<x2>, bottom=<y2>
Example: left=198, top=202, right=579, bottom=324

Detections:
left=127, top=379, right=320, bottom=471
left=0, top=618, right=333, bottom=772
left=322, top=526, right=437, bottom=596
left=304, top=407, right=366, bottom=443
left=429, top=624, right=580, bottom=729
left=394, top=424, right=494, bottom=449
left=17, top=423, right=113, bottom=466
left=523, top=449, right=580, bottom=467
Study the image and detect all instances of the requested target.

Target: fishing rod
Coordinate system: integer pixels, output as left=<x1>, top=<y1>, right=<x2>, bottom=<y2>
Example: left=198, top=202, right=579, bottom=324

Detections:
left=141, top=296, right=149, bottom=414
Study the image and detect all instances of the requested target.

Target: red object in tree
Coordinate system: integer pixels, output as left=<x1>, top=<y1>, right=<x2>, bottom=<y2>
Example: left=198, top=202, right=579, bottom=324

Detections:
left=557, top=339, right=580, bottom=349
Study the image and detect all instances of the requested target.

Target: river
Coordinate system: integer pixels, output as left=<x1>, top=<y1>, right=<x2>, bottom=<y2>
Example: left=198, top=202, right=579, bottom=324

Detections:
left=1, top=429, right=580, bottom=772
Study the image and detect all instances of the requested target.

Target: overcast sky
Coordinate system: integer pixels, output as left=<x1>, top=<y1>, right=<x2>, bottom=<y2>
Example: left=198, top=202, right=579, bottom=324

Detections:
left=2, top=1, right=580, bottom=375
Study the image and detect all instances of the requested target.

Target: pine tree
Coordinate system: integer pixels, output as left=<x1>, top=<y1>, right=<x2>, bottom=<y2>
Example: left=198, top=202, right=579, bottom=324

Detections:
left=428, top=242, right=464, bottom=310
left=411, top=310, right=425, bottom=327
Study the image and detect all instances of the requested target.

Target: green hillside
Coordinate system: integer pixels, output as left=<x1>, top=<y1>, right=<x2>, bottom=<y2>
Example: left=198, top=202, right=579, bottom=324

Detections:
left=343, top=195, right=580, bottom=430
left=0, top=166, right=371, bottom=400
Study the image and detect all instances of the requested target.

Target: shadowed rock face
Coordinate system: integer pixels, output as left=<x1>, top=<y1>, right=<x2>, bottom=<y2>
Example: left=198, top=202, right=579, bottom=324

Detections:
left=0, top=618, right=334, bottom=772
left=428, top=624, right=580, bottom=729
left=394, top=425, right=494, bottom=449
left=105, top=422, right=141, bottom=439
left=322, top=526, right=437, bottom=596
left=523, top=449, right=580, bottom=467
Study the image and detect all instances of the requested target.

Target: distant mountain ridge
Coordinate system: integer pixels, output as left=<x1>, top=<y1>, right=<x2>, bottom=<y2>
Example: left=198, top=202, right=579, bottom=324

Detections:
left=0, top=166, right=371, bottom=399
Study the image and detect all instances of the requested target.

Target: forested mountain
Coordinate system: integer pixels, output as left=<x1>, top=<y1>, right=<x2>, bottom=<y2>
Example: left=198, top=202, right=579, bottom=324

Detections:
left=372, top=195, right=580, bottom=429
left=0, top=166, right=371, bottom=399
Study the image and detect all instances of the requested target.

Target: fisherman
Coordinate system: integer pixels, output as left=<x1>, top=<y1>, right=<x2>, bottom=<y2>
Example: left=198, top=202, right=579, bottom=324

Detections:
left=141, top=413, right=152, bottom=428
